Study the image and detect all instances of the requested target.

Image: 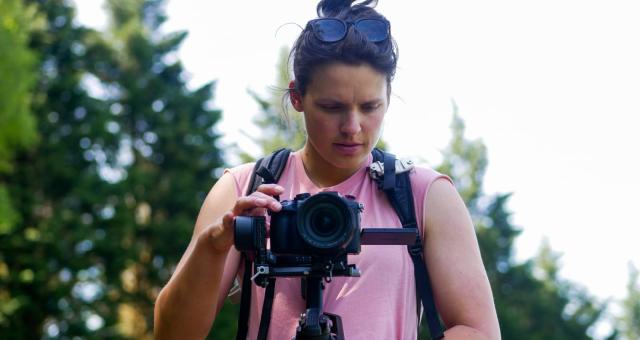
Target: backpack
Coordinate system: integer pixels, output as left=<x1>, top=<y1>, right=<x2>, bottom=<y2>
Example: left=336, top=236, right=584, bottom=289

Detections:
left=235, top=148, right=444, bottom=340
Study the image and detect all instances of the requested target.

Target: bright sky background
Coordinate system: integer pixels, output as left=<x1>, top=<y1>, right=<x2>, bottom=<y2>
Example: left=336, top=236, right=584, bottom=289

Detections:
left=74, top=0, right=639, bottom=332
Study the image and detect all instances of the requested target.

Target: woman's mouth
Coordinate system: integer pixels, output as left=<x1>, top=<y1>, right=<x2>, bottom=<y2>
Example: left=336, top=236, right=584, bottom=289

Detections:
left=334, top=143, right=362, bottom=155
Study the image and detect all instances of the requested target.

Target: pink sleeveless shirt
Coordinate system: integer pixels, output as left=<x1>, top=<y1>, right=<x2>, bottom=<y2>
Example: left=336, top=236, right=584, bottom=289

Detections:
left=226, top=151, right=450, bottom=340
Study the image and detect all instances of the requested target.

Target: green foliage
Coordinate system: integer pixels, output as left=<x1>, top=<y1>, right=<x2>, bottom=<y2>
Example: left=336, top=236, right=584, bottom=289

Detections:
left=0, top=0, right=223, bottom=338
left=0, top=186, right=19, bottom=234
left=0, top=0, right=39, bottom=174
left=1, top=1, right=115, bottom=336
left=489, top=241, right=603, bottom=339
left=209, top=300, right=240, bottom=339
left=619, top=263, right=640, bottom=339
left=435, top=100, right=487, bottom=210
left=0, top=0, right=40, bottom=243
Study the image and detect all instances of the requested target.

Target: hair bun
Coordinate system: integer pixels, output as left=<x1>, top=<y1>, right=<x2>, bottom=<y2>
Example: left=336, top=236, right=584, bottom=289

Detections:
left=317, top=0, right=375, bottom=17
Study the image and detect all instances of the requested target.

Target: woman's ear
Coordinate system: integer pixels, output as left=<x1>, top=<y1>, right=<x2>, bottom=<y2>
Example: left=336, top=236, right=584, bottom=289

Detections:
left=289, top=80, right=303, bottom=112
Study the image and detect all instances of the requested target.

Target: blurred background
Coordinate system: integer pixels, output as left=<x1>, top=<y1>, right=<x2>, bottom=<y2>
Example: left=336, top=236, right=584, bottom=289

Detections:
left=1, top=0, right=639, bottom=338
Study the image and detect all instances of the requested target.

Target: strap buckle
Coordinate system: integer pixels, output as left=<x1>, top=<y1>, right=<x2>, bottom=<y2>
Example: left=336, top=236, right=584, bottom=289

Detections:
left=368, top=158, right=415, bottom=181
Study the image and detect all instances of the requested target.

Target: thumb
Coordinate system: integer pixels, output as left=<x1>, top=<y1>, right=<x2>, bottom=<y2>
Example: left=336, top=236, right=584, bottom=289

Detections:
left=222, top=212, right=236, bottom=233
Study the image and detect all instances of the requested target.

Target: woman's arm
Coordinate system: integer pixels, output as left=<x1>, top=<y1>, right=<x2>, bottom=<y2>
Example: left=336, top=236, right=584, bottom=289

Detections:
left=153, top=172, right=283, bottom=339
left=153, top=172, right=239, bottom=339
left=423, top=178, right=501, bottom=340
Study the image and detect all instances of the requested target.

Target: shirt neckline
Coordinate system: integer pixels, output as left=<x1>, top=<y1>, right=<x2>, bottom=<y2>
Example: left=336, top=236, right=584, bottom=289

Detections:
left=292, top=150, right=373, bottom=193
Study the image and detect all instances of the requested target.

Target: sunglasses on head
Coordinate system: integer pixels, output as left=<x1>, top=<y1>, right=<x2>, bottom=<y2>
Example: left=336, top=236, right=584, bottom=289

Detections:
left=307, top=18, right=390, bottom=43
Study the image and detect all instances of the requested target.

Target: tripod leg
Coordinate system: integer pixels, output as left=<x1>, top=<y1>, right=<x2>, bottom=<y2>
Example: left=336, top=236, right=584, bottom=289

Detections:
left=295, top=277, right=333, bottom=340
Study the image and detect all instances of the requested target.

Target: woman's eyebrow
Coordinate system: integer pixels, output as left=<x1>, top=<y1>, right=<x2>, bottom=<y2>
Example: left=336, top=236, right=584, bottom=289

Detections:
left=314, top=98, right=383, bottom=105
left=314, top=98, right=345, bottom=104
left=363, top=99, right=383, bottom=105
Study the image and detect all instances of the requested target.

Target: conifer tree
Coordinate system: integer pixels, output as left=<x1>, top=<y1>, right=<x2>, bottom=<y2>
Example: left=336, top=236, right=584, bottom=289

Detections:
left=431, top=103, right=607, bottom=339
left=619, top=263, right=640, bottom=339
left=0, top=0, right=40, bottom=333
left=1, top=0, right=118, bottom=336
left=1, top=0, right=224, bottom=337
left=92, top=0, right=224, bottom=337
left=0, top=0, right=39, bottom=237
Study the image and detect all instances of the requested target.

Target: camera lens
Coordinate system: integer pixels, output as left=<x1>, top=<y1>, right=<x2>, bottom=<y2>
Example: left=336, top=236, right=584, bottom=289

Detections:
left=234, top=216, right=265, bottom=252
left=297, top=193, right=355, bottom=252
left=308, top=203, right=342, bottom=238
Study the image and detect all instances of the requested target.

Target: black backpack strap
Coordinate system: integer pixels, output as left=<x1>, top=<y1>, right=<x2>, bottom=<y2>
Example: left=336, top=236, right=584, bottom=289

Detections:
left=371, top=148, right=445, bottom=340
left=236, top=148, right=292, bottom=340
left=236, top=256, right=253, bottom=340
left=257, top=278, right=276, bottom=340
left=248, top=148, right=292, bottom=194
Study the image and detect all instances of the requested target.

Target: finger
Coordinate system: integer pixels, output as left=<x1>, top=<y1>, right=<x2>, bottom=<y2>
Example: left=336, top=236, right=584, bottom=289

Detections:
left=208, top=212, right=234, bottom=252
left=232, top=195, right=276, bottom=215
left=222, top=212, right=235, bottom=230
left=245, top=206, right=268, bottom=217
left=249, top=191, right=282, bottom=211
left=232, top=196, right=264, bottom=215
left=256, top=184, right=284, bottom=196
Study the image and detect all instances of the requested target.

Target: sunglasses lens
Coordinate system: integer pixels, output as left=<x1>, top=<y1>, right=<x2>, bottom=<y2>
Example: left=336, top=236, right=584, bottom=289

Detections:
left=312, top=19, right=346, bottom=42
left=355, top=19, right=389, bottom=42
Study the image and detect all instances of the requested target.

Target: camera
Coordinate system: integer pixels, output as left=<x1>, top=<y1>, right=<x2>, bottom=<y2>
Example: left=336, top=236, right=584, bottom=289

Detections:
left=234, top=191, right=419, bottom=287
left=276, top=192, right=363, bottom=255
left=235, top=191, right=362, bottom=257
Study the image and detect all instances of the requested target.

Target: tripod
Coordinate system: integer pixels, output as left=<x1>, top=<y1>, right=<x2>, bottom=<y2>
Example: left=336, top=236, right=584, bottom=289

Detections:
left=293, top=275, right=345, bottom=340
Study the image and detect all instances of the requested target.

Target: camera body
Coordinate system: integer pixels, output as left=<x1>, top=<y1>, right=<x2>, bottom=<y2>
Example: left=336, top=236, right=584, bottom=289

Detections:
left=270, top=192, right=363, bottom=256
left=234, top=191, right=363, bottom=258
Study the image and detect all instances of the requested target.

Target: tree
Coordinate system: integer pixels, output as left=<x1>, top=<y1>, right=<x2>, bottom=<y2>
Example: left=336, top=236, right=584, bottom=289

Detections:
left=431, top=102, right=607, bottom=339
left=1, top=0, right=119, bottom=336
left=619, top=263, right=640, bottom=339
left=89, top=0, right=224, bottom=337
left=0, top=0, right=39, bottom=173
left=0, top=0, right=40, bottom=333
left=1, top=0, right=224, bottom=337
left=0, top=0, right=39, bottom=236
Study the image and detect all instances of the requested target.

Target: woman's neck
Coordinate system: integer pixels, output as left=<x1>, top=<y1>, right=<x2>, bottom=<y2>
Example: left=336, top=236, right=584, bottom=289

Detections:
left=299, top=145, right=364, bottom=188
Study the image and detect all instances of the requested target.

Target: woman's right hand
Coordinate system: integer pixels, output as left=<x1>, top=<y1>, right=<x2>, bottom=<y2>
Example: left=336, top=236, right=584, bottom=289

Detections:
left=155, top=174, right=287, bottom=339
left=203, top=183, right=284, bottom=254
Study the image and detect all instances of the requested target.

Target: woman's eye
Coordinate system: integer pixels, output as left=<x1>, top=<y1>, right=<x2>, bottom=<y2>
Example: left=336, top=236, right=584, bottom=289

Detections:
left=362, top=104, right=380, bottom=112
left=320, top=104, right=342, bottom=111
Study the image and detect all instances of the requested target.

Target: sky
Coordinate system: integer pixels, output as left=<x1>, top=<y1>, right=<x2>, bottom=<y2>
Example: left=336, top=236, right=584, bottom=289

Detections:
left=73, top=0, right=640, bottom=329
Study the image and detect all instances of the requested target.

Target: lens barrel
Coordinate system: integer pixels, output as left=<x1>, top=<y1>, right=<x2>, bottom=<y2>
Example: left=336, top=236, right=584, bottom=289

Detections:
left=296, top=192, right=356, bottom=253
left=234, top=216, right=265, bottom=252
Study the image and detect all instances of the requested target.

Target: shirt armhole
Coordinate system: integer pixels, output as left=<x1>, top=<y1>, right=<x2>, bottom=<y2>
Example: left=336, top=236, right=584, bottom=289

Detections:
left=410, top=168, right=453, bottom=240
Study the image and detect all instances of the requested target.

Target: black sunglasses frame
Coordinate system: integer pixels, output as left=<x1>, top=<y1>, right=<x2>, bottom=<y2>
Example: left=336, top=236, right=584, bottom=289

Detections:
left=307, top=18, right=390, bottom=43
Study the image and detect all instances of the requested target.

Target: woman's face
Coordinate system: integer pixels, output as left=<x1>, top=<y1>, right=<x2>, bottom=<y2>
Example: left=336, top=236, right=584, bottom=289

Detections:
left=296, top=62, right=389, bottom=173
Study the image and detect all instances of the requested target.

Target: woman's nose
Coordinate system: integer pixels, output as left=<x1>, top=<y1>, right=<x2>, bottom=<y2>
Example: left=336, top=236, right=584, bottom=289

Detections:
left=340, top=110, right=361, bottom=135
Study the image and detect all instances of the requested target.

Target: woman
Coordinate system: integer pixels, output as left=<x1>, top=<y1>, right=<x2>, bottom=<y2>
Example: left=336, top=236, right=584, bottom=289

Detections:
left=154, top=1, right=500, bottom=339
